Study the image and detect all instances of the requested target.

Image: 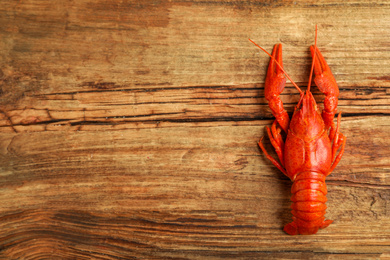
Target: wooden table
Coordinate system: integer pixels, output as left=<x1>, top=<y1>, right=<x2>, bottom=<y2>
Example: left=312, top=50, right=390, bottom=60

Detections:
left=1, top=1, right=389, bottom=259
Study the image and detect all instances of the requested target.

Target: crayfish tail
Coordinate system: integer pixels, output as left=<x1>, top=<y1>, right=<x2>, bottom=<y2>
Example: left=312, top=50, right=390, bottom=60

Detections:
left=283, top=222, right=299, bottom=236
left=320, top=219, right=333, bottom=229
left=284, top=172, right=331, bottom=235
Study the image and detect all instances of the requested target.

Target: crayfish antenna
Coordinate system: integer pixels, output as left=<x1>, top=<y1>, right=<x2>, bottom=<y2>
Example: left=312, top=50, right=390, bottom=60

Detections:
left=307, top=24, right=318, bottom=93
left=249, top=38, right=303, bottom=95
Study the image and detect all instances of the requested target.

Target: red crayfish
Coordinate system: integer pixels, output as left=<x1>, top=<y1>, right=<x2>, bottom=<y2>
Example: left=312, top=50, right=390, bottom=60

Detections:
left=249, top=28, right=346, bottom=235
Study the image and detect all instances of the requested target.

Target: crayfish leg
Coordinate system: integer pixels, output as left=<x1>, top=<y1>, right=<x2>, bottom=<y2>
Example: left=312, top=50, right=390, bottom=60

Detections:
left=266, top=121, right=285, bottom=167
left=258, top=136, right=287, bottom=176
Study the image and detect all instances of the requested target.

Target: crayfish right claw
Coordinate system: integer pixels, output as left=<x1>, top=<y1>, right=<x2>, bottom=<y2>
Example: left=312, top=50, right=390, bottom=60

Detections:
left=310, top=45, right=339, bottom=134
left=309, top=45, right=339, bottom=97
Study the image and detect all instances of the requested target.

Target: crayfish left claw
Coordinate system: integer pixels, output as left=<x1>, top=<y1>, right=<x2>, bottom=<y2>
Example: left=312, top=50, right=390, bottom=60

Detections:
left=264, top=44, right=290, bottom=133
left=310, top=46, right=339, bottom=137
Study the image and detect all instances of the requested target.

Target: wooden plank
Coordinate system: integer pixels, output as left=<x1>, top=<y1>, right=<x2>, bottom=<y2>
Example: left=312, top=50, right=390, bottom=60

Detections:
left=1, top=0, right=390, bottom=259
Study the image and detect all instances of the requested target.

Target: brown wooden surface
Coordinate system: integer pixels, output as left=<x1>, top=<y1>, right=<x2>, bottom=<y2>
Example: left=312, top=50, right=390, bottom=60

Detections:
left=1, top=0, right=390, bottom=259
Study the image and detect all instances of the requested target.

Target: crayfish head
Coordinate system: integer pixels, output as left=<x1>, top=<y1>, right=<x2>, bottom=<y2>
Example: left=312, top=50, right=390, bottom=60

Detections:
left=289, top=91, right=325, bottom=139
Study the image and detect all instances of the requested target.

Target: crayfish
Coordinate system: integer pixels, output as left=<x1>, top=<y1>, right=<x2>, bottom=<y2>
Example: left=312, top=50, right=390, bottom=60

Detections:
left=250, top=28, right=346, bottom=235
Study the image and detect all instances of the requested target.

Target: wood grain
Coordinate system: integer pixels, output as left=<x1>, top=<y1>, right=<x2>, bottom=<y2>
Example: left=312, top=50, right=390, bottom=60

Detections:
left=1, top=0, right=390, bottom=259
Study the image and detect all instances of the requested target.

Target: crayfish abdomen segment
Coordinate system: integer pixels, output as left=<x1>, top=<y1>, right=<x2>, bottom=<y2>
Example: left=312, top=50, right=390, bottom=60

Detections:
left=284, top=172, right=333, bottom=235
